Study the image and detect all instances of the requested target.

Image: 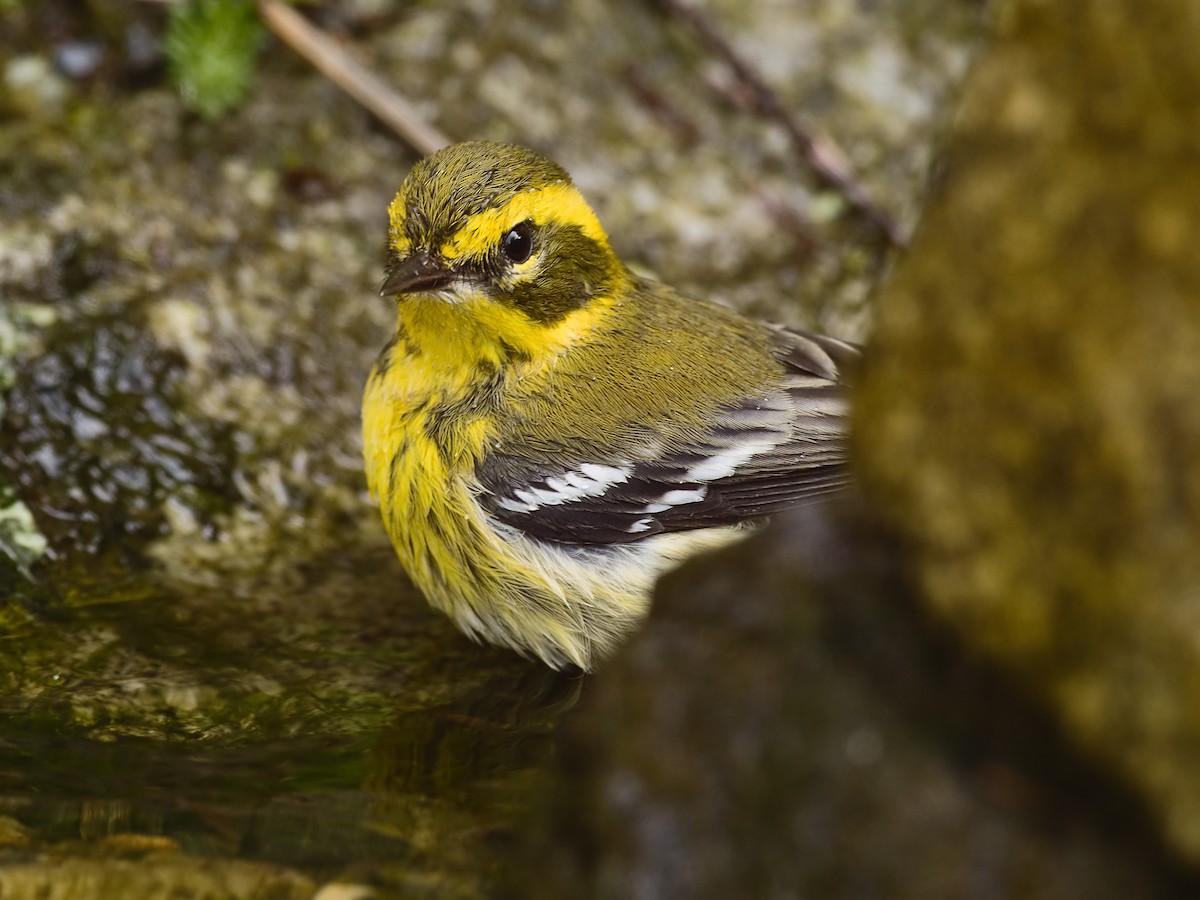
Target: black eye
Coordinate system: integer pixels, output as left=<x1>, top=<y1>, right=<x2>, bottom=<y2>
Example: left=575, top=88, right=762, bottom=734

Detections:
left=501, top=220, right=535, bottom=264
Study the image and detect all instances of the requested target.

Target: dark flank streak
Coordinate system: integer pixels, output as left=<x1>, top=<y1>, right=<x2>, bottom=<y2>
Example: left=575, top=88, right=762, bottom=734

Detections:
left=422, top=407, right=450, bottom=458
left=386, top=436, right=410, bottom=498
left=499, top=338, right=532, bottom=365
left=425, top=507, right=447, bottom=545
left=424, top=507, right=486, bottom=589
left=373, top=334, right=397, bottom=378
left=424, top=364, right=507, bottom=462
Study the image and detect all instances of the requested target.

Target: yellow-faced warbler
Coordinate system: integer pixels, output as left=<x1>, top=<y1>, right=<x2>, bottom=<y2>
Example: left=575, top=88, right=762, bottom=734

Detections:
left=363, top=141, right=857, bottom=670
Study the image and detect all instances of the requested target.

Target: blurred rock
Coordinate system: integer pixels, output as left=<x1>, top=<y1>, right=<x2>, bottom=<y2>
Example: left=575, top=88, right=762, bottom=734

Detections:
left=3, top=55, right=71, bottom=118
left=855, top=0, right=1200, bottom=868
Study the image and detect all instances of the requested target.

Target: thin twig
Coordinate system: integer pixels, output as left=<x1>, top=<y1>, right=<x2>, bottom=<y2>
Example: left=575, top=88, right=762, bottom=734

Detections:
left=258, top=0, right=450, bottom=157
left=656, top=0, right=908, bottom=248
left=622, top=64, right=702, bottom=147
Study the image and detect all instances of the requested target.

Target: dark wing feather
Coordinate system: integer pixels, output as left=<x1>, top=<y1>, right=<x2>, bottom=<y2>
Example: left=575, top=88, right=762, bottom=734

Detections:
left=477, top=328, right=859, bottom=545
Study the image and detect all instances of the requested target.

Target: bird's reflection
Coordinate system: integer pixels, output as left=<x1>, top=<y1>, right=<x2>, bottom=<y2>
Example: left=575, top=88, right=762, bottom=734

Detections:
left=368, top=662, right=583, bottom=796
left=360, top=659, right=582, bottom=886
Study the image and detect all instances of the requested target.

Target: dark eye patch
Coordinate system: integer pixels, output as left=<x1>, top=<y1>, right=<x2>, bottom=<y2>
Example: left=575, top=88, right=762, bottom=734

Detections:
left=501, top=220, right=535, bottom=264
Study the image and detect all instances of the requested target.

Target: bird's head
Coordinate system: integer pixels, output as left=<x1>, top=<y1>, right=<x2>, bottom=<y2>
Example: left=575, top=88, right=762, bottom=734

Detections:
left=381, top=141, right=626, bottom=326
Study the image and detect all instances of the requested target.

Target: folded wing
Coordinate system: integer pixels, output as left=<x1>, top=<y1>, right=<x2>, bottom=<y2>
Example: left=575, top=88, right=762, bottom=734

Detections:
left=476, top=329, right=859, bottom=545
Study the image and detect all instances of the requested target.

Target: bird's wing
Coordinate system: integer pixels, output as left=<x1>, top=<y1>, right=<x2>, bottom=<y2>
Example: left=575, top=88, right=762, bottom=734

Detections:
left=475, top=329, right=859, bottom=545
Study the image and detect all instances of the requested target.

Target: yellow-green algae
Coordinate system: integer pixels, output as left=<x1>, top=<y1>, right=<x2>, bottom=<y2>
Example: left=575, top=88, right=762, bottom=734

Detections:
left=856, top=0, right=1200, bottom=865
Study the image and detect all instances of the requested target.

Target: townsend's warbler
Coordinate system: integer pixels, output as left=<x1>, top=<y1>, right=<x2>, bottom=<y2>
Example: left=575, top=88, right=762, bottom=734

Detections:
left=363, top=141, right=858, bottom=670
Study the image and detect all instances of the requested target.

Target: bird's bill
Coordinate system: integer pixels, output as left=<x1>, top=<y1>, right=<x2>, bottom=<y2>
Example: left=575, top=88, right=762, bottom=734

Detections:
left=379, top=249, right=455, bottom=297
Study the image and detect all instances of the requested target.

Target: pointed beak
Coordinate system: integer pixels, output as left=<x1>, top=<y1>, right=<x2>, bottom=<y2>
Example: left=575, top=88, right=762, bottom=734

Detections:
left=379, top=249, right=454, bottom=297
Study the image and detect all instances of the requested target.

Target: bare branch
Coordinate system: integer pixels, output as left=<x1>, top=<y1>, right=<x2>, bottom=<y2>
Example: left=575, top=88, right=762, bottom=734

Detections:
left=656, top=0, right=908, bottom=248
left=258, top=0, right=449, bottom=157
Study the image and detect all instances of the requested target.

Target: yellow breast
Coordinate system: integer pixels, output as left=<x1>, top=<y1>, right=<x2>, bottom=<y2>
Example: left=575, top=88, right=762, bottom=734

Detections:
left=362, top=327, right=492, bottom=593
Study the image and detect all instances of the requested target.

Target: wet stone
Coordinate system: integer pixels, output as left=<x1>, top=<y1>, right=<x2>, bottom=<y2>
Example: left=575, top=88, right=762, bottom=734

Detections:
left=0, top=309, right=237, bottom=558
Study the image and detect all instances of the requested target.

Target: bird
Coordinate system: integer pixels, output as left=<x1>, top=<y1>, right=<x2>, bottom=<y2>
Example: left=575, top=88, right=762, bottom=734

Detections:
left=362, top=141, right=858, bottom=670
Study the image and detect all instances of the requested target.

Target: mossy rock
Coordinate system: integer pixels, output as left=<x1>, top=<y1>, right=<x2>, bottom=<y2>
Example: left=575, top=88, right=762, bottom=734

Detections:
left=856, top=0, right=1200, bottom=865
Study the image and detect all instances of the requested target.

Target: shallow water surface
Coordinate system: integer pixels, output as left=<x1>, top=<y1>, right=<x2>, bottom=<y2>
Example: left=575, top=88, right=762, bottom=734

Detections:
left=0, top=546, right=580, bottom=898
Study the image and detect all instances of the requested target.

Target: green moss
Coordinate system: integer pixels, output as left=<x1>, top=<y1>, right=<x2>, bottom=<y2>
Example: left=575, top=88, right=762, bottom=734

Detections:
left=0, top=482, right=45, bottom=577
left=165, top=0, right=265, bottom=120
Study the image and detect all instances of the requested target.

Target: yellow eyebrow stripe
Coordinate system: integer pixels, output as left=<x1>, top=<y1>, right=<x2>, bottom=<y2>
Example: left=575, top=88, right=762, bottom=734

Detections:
left=386, top=196, right=412, bottom=254
left=439, top=183, right=609, bottom=261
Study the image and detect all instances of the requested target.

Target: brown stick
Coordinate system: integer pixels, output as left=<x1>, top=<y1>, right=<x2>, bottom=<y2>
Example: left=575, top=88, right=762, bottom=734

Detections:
left=258, top=0, right=450, bottom=157
left=656, top=0, right=908, bottom=248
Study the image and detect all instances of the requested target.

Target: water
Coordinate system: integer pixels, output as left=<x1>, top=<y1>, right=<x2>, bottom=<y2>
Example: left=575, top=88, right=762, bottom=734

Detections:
left=0, top=544, right=581, bottom=898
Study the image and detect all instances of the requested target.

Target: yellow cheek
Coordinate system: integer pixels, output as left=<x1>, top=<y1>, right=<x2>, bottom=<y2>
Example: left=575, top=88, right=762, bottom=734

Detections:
left=463, top=292, right=615, bottom=360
